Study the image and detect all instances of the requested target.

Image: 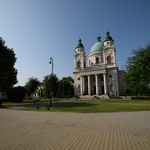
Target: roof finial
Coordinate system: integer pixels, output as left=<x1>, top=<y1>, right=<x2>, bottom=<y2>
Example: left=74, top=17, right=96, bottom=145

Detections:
left=78, top=38, right=81, bottom=44
left=106, top=30, right=110, bottom=36
left=97, top=36, right=101, bottom=42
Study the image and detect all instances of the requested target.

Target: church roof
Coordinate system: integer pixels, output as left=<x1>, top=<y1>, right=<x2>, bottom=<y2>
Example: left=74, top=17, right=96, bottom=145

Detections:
left=76, top=38, right=84, bottom=48
left=90, top=36, right=103, bottom=53
left=104, top=31, right=114, bottom=42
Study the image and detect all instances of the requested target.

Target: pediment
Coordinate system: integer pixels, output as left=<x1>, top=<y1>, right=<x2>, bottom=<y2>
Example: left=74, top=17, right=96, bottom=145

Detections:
left=80, top=64, right=106, bottom=73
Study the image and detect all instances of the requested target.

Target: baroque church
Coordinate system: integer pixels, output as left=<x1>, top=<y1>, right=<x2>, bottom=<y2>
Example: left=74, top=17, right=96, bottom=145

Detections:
left=73, top=31, right=126, bottom=97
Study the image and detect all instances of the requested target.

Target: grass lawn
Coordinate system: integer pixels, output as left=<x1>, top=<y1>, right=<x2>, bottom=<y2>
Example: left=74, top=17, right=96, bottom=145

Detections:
left=0, top=98, right=68, bottom=108
left=23, top=99, right=150, bottom=113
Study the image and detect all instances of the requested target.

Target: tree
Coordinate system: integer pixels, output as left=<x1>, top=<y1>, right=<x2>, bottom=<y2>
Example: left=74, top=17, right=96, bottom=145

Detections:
left=123, top=42, right=150, bottom=94
left=43, top=74, right=58, bottom=97
left=25, top=77, right=40, bottom=97
left=58, top=76, right=74, bottom=98
left=0, top=37, right=18, bottom=98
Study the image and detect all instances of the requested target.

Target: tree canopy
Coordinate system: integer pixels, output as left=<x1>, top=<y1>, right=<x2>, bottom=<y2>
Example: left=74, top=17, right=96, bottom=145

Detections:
left=43, top=74, right=58, bottom=97
left=123, top=42, right=150, bottom=94
left=58, top=76, right=74, bottom=97
left=25, top=77, right=40, bottom=97
left=0, top=37, right=18, bottom=97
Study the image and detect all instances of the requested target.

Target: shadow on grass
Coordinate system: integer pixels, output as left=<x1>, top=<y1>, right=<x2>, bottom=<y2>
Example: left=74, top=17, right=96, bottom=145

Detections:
left=53, top=102, right=96, bottom=108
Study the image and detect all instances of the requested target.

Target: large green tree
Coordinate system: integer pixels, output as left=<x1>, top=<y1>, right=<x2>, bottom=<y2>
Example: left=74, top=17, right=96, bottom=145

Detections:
left=123, top=42, right=150, bottom=94
left=25, top=77, right=40, bottom=97
left=43, top=74, right=58, bottom=97
left=0, top=37, right=18, bottom=97
left=58, top=76, right=74, bottom=98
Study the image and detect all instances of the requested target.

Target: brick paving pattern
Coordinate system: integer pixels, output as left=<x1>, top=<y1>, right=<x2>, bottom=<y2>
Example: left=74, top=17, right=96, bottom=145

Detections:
left=0, top=109, right=150, bottom=150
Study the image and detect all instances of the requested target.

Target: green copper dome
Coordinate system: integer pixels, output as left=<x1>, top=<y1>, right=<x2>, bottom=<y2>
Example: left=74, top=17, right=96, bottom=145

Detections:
left=90, top=36, right=103, bottom=53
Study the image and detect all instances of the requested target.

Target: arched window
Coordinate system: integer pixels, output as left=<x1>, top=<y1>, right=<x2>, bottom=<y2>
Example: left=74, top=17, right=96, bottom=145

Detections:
left=77, top=61, right=80, bottom=68
left=96, top=57, right=99, bottom=64
left=107, top=56, right=111, bottom=64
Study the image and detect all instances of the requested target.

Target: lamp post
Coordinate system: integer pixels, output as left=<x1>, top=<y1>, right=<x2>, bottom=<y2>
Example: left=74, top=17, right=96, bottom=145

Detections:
left=49, top=57, right=53, bottom=108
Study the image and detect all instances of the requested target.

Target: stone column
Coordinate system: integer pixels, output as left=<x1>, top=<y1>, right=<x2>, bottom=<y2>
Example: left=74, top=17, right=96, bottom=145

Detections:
left=88, top=75, right=91, bottom=95
left=74, top=56, right=76, bottom=70
left=83, top=76, right=85, bottom=94
left=103, top=73, right=107, bottom=95
left=95, top=74, right=99, bottom=95
left=113, top=51, right=116, bottom=64
left=81, top=76, right=83, bottom=95
left=82, top=56, right=84, bottom=69
left=103, top=52, right=106, bottom=64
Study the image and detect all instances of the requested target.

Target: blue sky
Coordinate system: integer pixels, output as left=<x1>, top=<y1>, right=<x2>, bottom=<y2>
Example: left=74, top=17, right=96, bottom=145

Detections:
left=0, top=0, right=150, bottom=86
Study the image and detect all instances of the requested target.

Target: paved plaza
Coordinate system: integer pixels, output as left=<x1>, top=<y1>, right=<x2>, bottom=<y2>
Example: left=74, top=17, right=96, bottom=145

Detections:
left=0, top=109, right=150, bottom=150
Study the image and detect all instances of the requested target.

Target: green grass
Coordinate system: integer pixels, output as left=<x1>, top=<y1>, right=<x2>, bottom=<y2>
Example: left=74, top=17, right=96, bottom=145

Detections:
left=0, top=98, right=68, bottom=108
left=23, top=99, right=150, bottom=113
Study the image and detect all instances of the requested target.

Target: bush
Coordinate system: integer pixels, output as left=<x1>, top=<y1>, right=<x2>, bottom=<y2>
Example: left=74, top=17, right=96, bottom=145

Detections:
left=0, top=100, right=3, bottom=107
left=7, top=86, right=26, bottom=102
left=131, top=96, right=150, bottom=100
left=26, top=97, right=33, bottom=100
left=0, top=98, right=9, bottom=107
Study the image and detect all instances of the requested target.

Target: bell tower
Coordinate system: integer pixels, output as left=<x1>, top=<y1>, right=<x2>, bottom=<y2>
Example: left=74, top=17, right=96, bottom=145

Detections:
left=103, top=31, right=117, bottom=66
left=74, top=39, right=86, bottom=72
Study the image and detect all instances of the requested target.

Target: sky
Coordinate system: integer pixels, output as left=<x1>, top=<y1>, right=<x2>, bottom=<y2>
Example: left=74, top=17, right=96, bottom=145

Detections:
left=0, top=0, right=150, bottom=86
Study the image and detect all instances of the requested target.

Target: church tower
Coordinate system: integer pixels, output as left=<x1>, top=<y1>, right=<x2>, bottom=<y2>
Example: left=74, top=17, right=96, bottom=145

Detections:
left=74, top=39, right=86, bottom=72
left=103, top=31, right=117, bottom=67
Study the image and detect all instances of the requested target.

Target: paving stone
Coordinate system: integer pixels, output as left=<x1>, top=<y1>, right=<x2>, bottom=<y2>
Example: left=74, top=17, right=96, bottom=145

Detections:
left=0, top=109, right=150, bottom=150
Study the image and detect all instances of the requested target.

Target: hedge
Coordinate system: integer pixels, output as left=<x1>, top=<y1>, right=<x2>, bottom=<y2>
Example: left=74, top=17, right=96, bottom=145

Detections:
left=131, top=97, right=150, bottom=100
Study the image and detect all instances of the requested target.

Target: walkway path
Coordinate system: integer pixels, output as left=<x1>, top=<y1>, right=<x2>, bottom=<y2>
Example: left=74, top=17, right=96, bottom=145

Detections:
left=0, top=109, right=150, bottom=150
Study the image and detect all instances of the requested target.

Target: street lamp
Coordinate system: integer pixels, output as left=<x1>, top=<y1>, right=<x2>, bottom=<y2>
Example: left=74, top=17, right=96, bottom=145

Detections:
left=49, top=57, right=53, bottom=107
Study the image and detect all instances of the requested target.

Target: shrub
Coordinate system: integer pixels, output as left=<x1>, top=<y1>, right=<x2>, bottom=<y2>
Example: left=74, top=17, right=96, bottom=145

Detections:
left=26, top=97, right=33, bottom=100
left=7, top=86, right=26, bottom=102
left=131, top=96, right=150, bottom=100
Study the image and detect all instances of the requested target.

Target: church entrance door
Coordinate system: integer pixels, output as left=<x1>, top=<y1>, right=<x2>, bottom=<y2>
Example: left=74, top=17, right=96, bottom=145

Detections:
left=101, top=86, right=104, bottom=94
left=94, top=86, right=96, bottom=95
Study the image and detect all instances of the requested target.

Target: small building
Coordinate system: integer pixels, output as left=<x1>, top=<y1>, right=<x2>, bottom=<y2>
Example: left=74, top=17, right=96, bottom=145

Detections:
left=30, top=82, right=44, bottom=98
left=73, top=31, right=126, bottom=97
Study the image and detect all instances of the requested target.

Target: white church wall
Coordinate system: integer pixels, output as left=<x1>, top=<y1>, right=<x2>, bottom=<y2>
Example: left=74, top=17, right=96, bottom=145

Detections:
left=107, top=68, right=119, bottom=96
left=74, top=74, right=81, bottom=96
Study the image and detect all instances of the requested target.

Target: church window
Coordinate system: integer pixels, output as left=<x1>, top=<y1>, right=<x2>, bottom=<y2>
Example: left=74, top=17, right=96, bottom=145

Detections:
left=101, top=76, right=103, bottom=81
left=77, top=61, right=80, bottom=68
left=78, top=77, right=80, bottom=80
left=107, top=42, right=109, bottom=44
left=107, top=56, right=111, bottom=64
left=96, top=57, right=99, bottom=64
left=91, top=62, right=93, bottom=66
left=89, top=60, right=90, bottom=66
left=109, top=75, right=112, bottom=78
left=84, top=62, right=86, bottom=68
left=78, top=84, right=80, bottom=90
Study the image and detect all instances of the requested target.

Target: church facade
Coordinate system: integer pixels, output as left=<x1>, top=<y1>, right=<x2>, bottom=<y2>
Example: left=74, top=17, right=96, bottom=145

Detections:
left=73, top=31, right=126, bottom=97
